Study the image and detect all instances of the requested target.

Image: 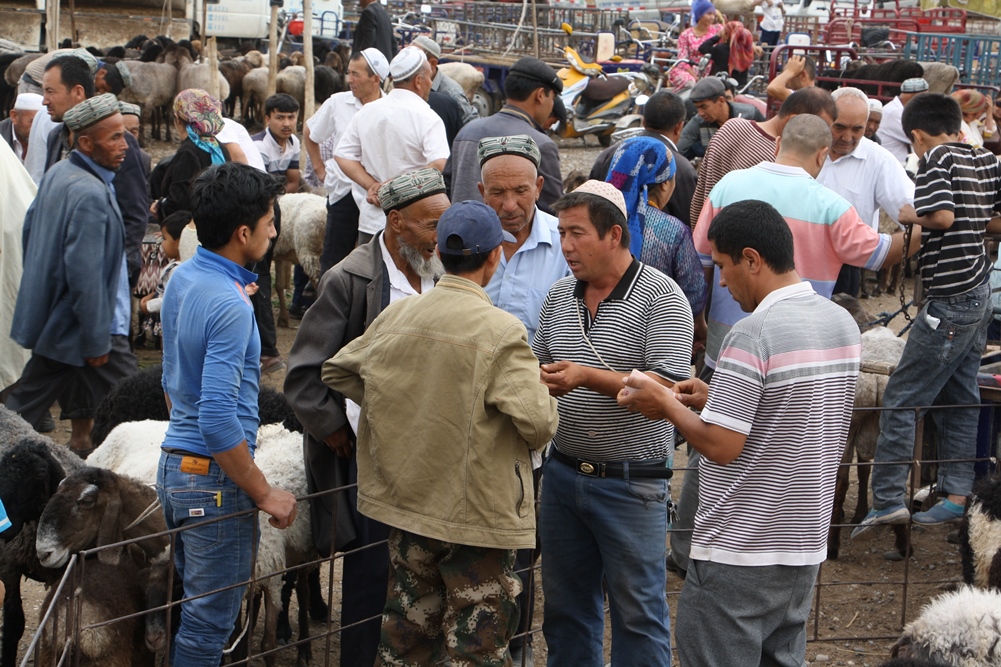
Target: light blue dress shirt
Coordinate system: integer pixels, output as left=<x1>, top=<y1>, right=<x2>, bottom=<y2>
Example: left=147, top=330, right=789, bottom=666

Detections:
left=485, top=207, right=570, bottom=341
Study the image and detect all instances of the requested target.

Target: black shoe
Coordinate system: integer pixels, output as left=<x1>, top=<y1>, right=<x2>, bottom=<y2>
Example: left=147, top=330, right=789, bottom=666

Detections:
left=666, top=551, right=687, bottom=579
left=36, top=413, right=55, bottom=433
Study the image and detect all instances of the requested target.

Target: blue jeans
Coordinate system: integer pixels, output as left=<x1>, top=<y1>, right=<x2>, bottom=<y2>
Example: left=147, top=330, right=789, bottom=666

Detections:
left=871, top=282, right=992, bottom=510
left=157, top=451, right=258, bottom=667
left=540, top=454, right=671, bottom=667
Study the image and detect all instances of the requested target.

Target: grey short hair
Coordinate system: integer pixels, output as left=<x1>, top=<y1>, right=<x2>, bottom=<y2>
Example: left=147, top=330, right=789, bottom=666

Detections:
left=832, top=87, right=871, bottom=120
left=779, top=114, right=833, bottom=156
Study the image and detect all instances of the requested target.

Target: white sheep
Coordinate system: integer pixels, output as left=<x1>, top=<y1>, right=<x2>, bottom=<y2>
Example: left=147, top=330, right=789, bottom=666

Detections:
left=165, top=47, right=230, bottom=106
left=437, top=62, right=484, bottom=102
left=118, top=60, right=179, bottom=143
left=891, top=586, right=1001, bottom=666
left=273, top=192, right=327, bottom=327
left=829, top=325, right=906, bottom=558
left=919, top=61, right=960, bottom=95
left=276, top=65, right=306, bottom=111
left=241, top=66, right=269, bottom=126
left=87, top=421, right=315, bottom=665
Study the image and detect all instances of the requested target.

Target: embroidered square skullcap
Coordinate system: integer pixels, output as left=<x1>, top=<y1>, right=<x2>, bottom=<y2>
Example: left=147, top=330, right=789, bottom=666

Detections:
left=118, top=101, right=141, bottom=117
left=114, top=60, right=132, bottom=88
left=569, top=179, right=628, bottom=221
left=437, top=201, right=516, bottom=255
left=378, top=167, right=447, bottom=212
left=478, top=135, right=541, bottom=168
left=901, top=78, right=928, bottom=93
left=63, top=93, right=121, bottom=132
left=14, top=93, right=44, bottom=111
left=389, top=47, right=427, bottom=81
left=360, top=47, right=390, bottom=81
left=867, top=98, right=883, bottom=115
left=509, top=57, right=563, bottom=94
left=411, top=36, right=441, bottom=60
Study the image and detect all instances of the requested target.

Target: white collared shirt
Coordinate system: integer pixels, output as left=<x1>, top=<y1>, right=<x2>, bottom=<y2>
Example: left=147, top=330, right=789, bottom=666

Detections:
left=817, top=136, right=914, bottom=230
left=335, top=88, right=450, bottom=235
left=11, top=134, right=25, bottom=162
left=217, top=118, right=266, bottom=172
left=306, top=90, right=377, bottom=203
left=345, top=234, right=434, bottom=434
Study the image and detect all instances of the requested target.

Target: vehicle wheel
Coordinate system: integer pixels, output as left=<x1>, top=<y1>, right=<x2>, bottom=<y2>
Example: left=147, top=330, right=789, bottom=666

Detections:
left=471, top=87, right=495, bottom=117
left=598, top=133, right=612, bottom=147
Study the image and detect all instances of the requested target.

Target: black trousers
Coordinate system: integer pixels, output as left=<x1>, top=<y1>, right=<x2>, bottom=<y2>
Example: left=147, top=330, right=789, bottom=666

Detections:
left=340, top=453, right=391, bottom=667
left=248, top=202, right=280, bottom=358
left=5, top=335, right=137, bottom=428
left=833, top=264, right=862, bottom=298
left=320, top=194, right=361, bottom=275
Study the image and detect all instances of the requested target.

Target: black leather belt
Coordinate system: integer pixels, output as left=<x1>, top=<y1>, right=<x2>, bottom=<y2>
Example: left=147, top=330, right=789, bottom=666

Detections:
left=162, top=448, right=210, bottom=460
left=551, top=448, right=672, bottom=479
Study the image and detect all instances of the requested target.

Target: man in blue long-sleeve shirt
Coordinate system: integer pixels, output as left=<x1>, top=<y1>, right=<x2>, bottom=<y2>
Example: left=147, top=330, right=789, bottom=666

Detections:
left=158, top=162, right=298, bottom=667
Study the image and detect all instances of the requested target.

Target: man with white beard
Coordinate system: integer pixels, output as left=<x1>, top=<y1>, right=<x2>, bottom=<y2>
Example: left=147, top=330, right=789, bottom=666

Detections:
left=284, top=167, right=449, bottom=667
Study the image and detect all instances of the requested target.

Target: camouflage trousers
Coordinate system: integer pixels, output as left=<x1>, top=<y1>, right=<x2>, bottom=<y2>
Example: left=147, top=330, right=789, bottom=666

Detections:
left=377, top=528, right=522, bottom=667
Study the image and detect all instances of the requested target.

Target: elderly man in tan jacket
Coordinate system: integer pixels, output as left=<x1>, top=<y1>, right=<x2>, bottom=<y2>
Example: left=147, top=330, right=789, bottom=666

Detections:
left=323, top=199, right=558, bottom=667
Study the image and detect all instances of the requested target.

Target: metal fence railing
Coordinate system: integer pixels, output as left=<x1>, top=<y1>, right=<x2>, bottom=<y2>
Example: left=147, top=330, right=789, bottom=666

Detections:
left=20, top=400, right=999, bottom=666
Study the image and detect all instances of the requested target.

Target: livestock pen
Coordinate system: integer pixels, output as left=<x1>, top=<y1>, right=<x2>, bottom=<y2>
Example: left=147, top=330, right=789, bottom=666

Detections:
left=17, top=401, right=1001, bottom=667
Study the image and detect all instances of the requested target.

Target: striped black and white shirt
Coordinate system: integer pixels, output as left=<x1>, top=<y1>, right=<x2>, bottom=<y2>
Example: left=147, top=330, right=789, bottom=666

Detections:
left=914, top=142, right=1001, bottom=298
left=693, top=282, right=860, bottom=567
left=532, top=259, right=693, bottom=462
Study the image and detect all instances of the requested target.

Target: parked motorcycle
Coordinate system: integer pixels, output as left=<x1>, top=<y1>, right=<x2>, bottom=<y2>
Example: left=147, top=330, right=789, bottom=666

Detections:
left=556, top=42, right=661, bottom=147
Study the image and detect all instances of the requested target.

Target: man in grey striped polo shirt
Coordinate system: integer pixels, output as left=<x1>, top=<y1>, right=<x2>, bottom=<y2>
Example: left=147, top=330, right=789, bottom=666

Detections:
left=532, top=180, right=693, bottom=665
left=620, top=200, right=861, bottom=666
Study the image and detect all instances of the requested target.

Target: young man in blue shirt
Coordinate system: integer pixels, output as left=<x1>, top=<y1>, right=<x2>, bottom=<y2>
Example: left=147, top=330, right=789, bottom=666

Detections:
left=158, top=162, right=298, bottom=667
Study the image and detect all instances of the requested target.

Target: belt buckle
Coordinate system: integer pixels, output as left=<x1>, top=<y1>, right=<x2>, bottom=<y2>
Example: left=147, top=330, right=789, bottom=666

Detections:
left=576, top=459, right=600, bottom=477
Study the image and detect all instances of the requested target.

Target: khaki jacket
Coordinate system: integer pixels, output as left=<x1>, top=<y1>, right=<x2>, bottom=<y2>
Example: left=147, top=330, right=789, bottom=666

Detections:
left=322, top=275, right=558, bottom=550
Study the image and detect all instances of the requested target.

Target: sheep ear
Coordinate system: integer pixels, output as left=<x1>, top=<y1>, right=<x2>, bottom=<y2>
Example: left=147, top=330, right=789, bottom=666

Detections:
left=96, top=493, right=124, bottom=565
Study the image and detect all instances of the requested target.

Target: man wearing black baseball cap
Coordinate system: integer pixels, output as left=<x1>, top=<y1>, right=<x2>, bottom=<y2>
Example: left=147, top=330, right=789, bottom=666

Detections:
left=445, top=57, right=565, bottom=213
left=322, top=200, right=557, bottom=665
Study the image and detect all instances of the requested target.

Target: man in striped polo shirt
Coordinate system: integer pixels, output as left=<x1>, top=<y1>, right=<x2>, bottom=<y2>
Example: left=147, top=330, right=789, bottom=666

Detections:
left=533, top=180, right=693, bottom=665
left=620, top=199, right=861, bottom=666
left=668, top=114, right=918, bottom=579
left=856, top=94, right=1001, bottom=535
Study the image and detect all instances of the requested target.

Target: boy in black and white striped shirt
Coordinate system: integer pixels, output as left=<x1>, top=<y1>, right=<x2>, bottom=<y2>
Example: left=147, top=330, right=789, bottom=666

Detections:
left=857, top=93, right=1001, bottom=536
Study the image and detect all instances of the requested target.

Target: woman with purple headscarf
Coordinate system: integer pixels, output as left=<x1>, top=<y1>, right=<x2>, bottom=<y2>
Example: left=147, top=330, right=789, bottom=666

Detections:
left=606, top=136, right=707, bottom=347
left=670, top=0, right=723, bottom=91
left=153, top=88, right=230, bottom=221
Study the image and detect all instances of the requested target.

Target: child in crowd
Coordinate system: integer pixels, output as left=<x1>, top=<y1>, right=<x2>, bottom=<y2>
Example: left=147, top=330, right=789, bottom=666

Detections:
left=855, top=93, right=1001, bottom=537
left=141, top=210, right=190, bottom=320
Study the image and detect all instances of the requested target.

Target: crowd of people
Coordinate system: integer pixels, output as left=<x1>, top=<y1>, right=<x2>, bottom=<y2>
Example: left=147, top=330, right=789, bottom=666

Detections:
left=2, top=4, right=1001, bottom=665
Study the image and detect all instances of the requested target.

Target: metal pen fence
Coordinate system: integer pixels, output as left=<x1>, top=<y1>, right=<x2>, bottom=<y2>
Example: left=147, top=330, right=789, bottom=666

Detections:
left=21, top=400, right=999, bottom=667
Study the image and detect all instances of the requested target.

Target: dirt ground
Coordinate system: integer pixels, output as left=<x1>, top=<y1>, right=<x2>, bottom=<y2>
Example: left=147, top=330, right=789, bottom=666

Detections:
left=11, top=134, right=972, bottom=667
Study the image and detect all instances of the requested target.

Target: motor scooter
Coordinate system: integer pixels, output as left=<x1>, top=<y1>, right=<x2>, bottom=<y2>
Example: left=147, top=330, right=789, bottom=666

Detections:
left=556, top=29, right=660, bottom=146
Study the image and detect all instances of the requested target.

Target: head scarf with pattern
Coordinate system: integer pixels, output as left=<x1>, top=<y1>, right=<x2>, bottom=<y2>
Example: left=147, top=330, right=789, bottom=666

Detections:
left=173, top=88, right=226, bottom=165
left=606, top=136, right=676, bottom=258
left=725, top=21, right=755, bottom=73
left=952, top=89, right=989, bottom=118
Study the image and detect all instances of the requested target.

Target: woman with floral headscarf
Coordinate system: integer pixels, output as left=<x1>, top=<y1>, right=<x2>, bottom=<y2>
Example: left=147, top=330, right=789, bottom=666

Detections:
left=606, top=136, right=707, bottom=347
left=153, top=88, right=230, bottom=221
left=951, top=89, right=996, bottom=150
left=698, top=20, right=758, bottom=87
left=669, top=0, right=723, bottom=91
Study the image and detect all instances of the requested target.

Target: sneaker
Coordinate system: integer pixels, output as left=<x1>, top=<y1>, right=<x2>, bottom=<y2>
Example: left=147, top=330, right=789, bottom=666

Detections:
left=851, top=505, right=910, bottom=539
left=260, top=355, right=286, bottom=375
left=666, top=550, right=687, bottom=580
left=510, top=643, right=533, bottom=667
left=912, top=499, right=964, bottom=525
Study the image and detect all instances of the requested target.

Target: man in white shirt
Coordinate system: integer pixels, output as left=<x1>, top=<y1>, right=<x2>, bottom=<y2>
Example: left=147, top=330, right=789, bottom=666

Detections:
left=818, top=87, right=915, bottom=297
left=303, top=48, right=389, bottom=272
left=758, top=0, right=785, bottom=45
left=335, top=47, right=449, bottom=244
left=1, top=93, right=42, bottom=163
left=880, top=77, right=929, bottom=164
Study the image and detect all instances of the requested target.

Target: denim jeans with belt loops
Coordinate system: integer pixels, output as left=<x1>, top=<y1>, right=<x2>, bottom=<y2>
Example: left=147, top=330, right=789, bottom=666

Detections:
left=540, top=453, right=672, bottom=666
left=157, top=451, right=258, bottom=667
left=871, top=282, right=992, bottom=510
